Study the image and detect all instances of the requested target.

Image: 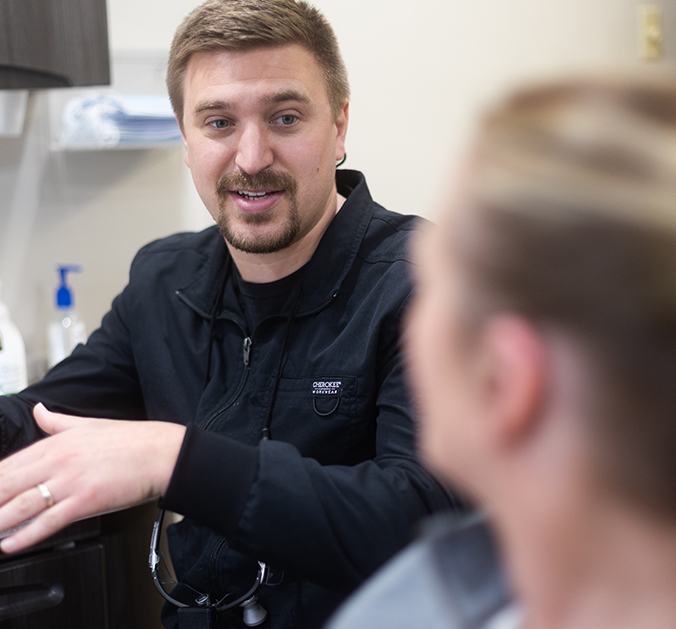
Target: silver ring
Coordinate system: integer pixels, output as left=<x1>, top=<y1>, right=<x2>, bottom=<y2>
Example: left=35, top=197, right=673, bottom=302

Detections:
left=36, top=483, right=55, bottom=509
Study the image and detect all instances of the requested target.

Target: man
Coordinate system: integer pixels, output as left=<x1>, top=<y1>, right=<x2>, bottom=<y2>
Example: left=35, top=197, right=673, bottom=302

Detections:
left=0, top=1, right=454, bottom=627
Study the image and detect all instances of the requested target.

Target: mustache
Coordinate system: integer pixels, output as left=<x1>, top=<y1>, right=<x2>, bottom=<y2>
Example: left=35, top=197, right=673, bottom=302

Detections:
left=217, top=169, right=297, bottom=198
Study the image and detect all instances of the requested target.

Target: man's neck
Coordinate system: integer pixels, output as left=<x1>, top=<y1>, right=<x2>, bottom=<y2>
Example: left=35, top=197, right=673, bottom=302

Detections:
left=497, top=499, right=676, bottom=629
left=228, top=193, right=346, bottom=283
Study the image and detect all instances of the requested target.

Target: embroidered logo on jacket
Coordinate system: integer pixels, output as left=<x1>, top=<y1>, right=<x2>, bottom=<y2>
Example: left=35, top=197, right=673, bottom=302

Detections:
left=312, top=380, right=342, bottom=396
left=312, top=380, right=343, bottom=417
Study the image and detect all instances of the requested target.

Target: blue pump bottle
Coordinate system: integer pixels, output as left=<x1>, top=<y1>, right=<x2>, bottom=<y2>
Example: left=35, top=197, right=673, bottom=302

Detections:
left=47, top=265, right=87, bottom=368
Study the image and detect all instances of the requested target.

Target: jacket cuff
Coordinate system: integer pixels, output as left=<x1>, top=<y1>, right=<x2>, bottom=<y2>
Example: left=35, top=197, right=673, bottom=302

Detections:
left=161, top=425, right=259, bottom=535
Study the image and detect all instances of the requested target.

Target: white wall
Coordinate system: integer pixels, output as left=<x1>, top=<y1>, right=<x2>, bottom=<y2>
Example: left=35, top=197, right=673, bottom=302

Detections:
left=106, top=0, right=675, bottom=218
left=105, top=0, right=675, bottom=218
left=1, top=0, right=673, bottom=377
left=321, top=0, right=674, bottom=218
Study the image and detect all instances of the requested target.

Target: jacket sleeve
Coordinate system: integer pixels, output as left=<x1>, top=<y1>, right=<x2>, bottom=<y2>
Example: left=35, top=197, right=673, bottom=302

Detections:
left=162, top=293, right=458, bottom=590
left=0, top=282, right=145, bottom=459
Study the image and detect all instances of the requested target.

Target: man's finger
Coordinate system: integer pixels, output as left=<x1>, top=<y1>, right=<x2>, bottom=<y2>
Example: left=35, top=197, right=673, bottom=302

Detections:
left=33, top=403, right=84, bottom=435
left=0, top=444, right=52, bottom=506
left=0, top=496, right=79, bottom=554
left=0, top=483, right=57, bottom=537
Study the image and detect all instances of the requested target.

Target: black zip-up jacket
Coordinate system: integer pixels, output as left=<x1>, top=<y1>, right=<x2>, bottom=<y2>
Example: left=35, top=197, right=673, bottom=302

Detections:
left=0, top=171, right=455, bottom=628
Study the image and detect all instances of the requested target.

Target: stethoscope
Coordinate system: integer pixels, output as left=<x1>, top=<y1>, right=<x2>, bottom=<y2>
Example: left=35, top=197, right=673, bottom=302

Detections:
left=148, top=508, right=269, bottom=627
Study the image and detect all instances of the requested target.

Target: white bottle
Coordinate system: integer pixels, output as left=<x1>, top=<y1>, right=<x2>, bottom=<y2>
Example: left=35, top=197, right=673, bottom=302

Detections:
left=0, top=282, right=28, bottom=395
left=47, top=265, right=87, bottom=368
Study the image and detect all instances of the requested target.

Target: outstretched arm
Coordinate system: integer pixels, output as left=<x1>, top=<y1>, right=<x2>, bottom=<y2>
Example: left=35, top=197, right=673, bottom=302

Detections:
left=0, top=403, right=185, bottom=553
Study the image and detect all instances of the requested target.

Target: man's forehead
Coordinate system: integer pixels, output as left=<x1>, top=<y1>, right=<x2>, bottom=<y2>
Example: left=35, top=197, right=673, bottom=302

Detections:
left=183, top=45, right=328, bottom=112
left=185, top=45, right=323, bottom=90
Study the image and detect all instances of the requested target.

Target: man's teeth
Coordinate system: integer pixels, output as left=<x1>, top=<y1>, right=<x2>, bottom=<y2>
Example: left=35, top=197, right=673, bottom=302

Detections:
left=238, top=190, right=269, bottom=199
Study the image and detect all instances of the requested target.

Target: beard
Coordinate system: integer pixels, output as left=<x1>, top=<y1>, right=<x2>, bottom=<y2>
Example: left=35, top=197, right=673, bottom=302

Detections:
left=215, top=169, right=300, bottom=254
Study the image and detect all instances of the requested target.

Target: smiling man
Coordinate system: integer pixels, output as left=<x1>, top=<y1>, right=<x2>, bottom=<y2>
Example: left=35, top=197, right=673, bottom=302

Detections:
left=180, top=43, right=348, bottom=276
left=0, top=2, right=455, bottom=628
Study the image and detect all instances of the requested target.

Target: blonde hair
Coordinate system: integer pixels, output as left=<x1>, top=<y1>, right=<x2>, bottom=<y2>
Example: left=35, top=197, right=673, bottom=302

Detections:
left=167, top=0, right=349, bottom=122
left=460, top=73, right=676, bottom=517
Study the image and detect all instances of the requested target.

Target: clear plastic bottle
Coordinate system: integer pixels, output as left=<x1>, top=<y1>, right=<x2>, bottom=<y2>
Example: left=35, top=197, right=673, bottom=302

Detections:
left=47, top=265, right=87, bottom=368
left=0, top=281, right=28, bottom=394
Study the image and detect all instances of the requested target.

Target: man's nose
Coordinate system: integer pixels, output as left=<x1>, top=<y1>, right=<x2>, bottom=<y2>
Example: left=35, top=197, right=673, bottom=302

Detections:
left=235, top=124, right=274, bottom=176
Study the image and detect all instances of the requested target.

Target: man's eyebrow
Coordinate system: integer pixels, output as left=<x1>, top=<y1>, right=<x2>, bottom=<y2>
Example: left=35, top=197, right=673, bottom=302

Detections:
left=262, top=89, right=310, bottom=105
left=193, top=100, right=232, bottom=115
left=192, top=91, right=310, bottom=116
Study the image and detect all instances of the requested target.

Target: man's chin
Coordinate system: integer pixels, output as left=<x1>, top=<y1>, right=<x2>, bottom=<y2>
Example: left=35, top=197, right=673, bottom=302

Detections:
left=219, top=224, right=299, bottom=255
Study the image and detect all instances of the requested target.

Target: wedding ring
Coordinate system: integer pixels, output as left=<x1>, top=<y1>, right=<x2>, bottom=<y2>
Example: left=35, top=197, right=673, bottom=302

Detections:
left=36, top=483, right=55, bottom=509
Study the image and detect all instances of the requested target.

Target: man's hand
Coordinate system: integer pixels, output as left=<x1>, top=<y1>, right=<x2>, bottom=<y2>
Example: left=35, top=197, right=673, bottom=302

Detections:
left=0, top=403, right=186, bottom=554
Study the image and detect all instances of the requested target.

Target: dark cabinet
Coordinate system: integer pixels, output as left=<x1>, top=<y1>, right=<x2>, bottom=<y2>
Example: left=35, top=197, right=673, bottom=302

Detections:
left=0, top=542, right=108, bottom=628
left=0, top=0, right=111, bottom=89
left=0, top=505, right=165, bottom=629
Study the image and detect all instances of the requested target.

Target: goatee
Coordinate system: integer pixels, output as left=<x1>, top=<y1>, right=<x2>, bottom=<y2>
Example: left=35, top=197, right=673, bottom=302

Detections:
left=215, top=169, right=300, bottom=254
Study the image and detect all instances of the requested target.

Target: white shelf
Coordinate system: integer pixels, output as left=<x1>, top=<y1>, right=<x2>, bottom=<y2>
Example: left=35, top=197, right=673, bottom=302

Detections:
left=52, top=139, right=181, bottom=152
left=48, top=51, right=181, bottom=153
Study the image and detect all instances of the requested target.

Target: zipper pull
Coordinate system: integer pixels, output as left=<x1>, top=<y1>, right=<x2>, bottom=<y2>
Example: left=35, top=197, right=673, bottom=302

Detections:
left=242, top=336, right=252, bottom=367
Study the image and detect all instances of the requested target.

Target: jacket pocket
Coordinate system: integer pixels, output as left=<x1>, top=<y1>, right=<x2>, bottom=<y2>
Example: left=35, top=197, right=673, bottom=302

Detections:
left=278, top=376, right=358, bottom=419
left=265, top=376, right=371, bottom=464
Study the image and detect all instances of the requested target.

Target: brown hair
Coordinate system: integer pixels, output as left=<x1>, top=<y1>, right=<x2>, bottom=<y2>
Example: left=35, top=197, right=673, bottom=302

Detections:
left=167, top=0, right=349, bottom=122
left=458, top=73, right=676, bottom=518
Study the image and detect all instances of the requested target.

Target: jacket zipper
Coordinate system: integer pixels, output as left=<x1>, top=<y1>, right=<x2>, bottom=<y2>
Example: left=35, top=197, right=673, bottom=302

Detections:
left=242, top=336, right=252, bottom=367
left=202, top=335, right=252, bottom=430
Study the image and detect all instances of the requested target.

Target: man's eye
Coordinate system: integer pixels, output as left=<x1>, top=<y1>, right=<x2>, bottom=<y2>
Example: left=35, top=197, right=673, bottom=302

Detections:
left=208, top=119, right=231, bottom=129
left=273, top=114, right=299, bottom=126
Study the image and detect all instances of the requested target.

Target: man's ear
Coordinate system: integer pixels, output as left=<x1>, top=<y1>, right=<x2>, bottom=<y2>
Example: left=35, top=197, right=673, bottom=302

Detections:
left=478, top=315, right=546, bottom=445
left=334, top=100, right=349, bottom=161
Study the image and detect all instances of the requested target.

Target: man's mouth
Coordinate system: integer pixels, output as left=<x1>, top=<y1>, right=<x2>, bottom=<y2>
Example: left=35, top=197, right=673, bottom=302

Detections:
left=228, top=188, right=286, bottom=214
left=234, top=189, right=283, bottom=200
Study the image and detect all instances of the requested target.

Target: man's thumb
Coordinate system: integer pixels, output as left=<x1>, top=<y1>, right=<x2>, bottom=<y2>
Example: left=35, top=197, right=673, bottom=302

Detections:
left=33, top=403, right=79, bottom=435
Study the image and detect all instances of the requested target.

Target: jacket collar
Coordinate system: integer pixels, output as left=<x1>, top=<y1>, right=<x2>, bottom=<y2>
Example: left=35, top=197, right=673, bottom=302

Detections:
left=179, top=169, right=374, bottom=319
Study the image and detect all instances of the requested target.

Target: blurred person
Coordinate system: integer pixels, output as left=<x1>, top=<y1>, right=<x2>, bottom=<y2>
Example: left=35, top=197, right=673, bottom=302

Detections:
left=329, top=74, right=676, bottom=629
left=0, top=1, right=455, bottom=627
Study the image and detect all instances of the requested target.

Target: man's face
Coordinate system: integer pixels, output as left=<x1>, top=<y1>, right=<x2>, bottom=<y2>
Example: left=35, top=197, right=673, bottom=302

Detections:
left=181, top=44, right=348, bottom=254
left=405, top=217, right=484, bottom=489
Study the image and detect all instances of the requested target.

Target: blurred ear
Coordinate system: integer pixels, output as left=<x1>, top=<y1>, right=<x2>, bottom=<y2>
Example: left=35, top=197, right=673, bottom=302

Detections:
left=477, top=315, right=546, bottom=445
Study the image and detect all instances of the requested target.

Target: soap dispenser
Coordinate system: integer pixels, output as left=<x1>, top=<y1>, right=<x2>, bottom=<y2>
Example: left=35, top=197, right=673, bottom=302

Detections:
left=0, top=281, right=28, bottom=394
left=47, top=265, right=87, bottom=368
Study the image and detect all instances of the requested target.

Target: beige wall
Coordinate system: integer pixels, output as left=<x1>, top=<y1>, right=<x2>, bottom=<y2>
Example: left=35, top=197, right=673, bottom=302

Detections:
left=0, top=0, right=673, bottom=375
left=108, top=0, right=675, bottom=218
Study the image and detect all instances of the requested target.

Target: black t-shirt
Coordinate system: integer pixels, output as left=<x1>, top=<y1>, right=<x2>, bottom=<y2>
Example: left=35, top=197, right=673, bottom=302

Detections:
left=232, top=264, right=306, bottom=333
